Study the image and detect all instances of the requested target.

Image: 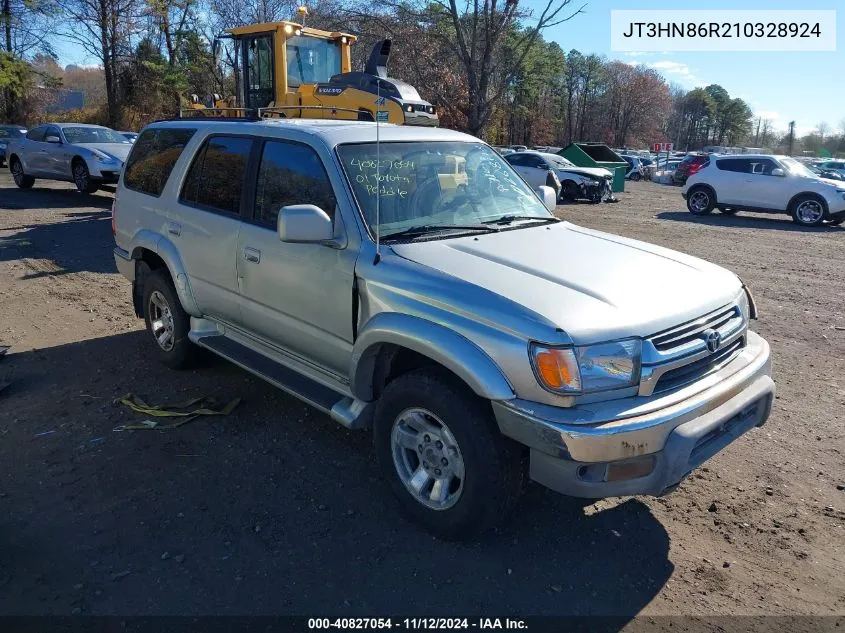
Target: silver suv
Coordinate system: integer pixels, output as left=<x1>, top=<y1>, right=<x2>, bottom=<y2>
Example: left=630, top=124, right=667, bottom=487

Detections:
left=113, top=119, right=775, bottom=539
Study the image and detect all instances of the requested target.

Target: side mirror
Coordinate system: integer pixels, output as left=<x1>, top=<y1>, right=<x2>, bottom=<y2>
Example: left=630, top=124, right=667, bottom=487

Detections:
left=277, top=204, right=333, bottom=243
left=538, top=185, right=557, bottom=212
left=771, top=168, right=785, bottom=177
left=45, top=135, right=61, bottom=144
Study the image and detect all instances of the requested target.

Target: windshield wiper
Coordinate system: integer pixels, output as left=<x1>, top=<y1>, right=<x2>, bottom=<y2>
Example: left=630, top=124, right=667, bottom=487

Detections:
left=381, top=224, right=500, bottom=241
left=483, top=215, right=560, bottom=226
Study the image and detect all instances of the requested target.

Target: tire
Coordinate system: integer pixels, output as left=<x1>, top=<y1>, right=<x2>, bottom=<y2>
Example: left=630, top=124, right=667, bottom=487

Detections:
left=373, top=367, right=524, bottom=540
left=10, top=157, right=35, bottom=189
left=686, top=185, right=715, bottom=215
left=142, top=269, right=197, bottom=369
left=560, top=180, right=579, bottom=202
left=717, top=207, right=738, bottom=215
left=790, top=194, right=827, bottom=227
left=630, top=172, right=641, bottom=181
left=72, top=159, right=100, bottom=194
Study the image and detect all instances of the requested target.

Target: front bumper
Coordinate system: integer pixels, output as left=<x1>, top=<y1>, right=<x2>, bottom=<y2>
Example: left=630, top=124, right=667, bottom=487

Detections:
left=492, top=330, right=774, bottom=498
left=89, top=163, right=122, bottom=182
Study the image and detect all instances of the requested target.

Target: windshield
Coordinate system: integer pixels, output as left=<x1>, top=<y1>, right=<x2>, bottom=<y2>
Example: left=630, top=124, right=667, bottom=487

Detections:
left=63, top=127, right=130, bottom=145
left=286, top=35, right=341, bottom=86
left=338, top=141, right=553, bottom=238
left=546, top=154, right=575, bottom=169
left=780, top=157, right=814, bottom=178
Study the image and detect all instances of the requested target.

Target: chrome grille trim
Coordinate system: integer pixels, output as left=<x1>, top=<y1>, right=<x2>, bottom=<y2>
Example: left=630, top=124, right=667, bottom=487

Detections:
left=651, top=338, right=744, bottom=394
left=639, top=302, right=748, bottom=397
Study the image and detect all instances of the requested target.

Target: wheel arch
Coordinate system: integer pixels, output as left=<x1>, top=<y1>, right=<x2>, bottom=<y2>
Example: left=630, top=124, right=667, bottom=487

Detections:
left=128, top=231, right=201, bottom=317
left=687, top=182, right=717, bottom=202
left=787, top=191, right=828, bottom=214
left=350, top=313, right=514, bottom=403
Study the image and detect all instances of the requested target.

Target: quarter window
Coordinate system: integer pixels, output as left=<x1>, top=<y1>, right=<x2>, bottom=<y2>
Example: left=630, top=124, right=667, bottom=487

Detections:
left=180, top=135, right=254, bottom=215
left=253, top=140, right=337, bottom=227
left=124, top=128, right=196, bottom=197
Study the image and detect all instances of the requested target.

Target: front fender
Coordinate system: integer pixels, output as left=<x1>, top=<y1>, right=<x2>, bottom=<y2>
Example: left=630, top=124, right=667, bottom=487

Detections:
left=350, top=312, right=514, bottom=402
left=129, top=229, right=201, bottom=317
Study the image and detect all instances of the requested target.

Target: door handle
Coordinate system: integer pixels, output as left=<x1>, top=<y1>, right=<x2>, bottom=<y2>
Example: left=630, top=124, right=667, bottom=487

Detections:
left=167, top=221, right=181, bottom=236
left=243, top=247, right=261, bottom=263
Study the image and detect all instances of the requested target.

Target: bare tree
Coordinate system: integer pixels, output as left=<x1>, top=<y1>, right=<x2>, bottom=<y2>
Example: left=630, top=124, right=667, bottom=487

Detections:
left=817, top=120, right=829, bottom=144
left=57, top=0, right=140, bottom=127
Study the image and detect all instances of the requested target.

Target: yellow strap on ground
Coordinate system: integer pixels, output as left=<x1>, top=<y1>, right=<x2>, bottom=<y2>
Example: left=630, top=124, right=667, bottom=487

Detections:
left=113, top=394, right=241, bottom=431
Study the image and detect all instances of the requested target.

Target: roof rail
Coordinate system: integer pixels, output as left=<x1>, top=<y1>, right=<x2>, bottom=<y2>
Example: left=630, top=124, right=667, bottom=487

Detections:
left=258, top=106, right=374, bottom=121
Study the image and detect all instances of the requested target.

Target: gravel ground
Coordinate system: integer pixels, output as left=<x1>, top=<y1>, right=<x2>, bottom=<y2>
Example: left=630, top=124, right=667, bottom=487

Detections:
left=0, top=173, right=843, bottom=622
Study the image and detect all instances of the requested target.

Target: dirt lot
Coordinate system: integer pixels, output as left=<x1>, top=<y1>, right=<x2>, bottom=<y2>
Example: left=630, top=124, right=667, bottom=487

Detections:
left=0, top=172, right=843, bottom=621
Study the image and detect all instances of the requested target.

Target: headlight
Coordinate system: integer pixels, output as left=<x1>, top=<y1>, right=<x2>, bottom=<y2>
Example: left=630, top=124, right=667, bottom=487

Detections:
left=530, top=339, right=642, bottom=394
left=737, top=289, right=750, bottom=322
left=91, top=149, right=115, bottom=162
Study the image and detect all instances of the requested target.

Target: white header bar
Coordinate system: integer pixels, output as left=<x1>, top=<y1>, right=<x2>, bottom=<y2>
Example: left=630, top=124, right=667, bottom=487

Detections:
left=610, top=10, right=836, bottom=52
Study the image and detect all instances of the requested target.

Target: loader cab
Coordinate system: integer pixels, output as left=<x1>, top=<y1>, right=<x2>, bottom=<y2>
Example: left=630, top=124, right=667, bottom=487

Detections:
left=229, top=21, right=356, bottom=111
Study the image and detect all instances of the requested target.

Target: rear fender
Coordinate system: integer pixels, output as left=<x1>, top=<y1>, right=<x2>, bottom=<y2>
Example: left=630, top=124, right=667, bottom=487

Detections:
left=130, top=230, right=201, bottom=317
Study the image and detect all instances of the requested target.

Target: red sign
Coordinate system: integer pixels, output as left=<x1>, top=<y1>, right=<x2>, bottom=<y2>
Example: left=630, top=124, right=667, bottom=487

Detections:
left=653, top=142, right=674, bottom=152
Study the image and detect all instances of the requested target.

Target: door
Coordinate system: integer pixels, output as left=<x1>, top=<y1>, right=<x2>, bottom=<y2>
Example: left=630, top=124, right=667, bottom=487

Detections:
left=174, top=134, right=254, bottom=323
left=42, top=126, right=68, bottom=177
left=712, top=158, right=750, bottom=205
left=23, top=126, right=49, bottom=175
left=236, top=138, right=356, bottom=377
left=242, top=33, right=276, bottom=110
left=745, top=158, right=792, bottom=210
left=508, top=154, right=545, bottom=189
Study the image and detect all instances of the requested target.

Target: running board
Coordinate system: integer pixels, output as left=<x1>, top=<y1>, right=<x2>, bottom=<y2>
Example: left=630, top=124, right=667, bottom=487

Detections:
left=194, top=334, right=371, bottom=429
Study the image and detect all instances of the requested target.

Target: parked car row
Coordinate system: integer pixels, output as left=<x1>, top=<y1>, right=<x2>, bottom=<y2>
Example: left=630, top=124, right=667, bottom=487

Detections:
left=0, top=124, right=28, bottom=167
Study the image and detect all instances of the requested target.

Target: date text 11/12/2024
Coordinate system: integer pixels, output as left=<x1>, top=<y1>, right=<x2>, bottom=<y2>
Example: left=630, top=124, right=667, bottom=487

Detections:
left=308, top=618, right=529, bottom=630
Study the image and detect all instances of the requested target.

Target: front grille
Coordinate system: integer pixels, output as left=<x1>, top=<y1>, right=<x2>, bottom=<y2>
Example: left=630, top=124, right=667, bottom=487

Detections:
left=651, top=305, right=739, bottom=351
left=652, top=338, right=743, bottom=394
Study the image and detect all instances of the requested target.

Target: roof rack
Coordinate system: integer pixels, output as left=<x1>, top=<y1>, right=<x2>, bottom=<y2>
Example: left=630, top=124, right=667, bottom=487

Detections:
left=257, top=106, right=374, bottom=121
left=172, top=105, right=376, bottom=123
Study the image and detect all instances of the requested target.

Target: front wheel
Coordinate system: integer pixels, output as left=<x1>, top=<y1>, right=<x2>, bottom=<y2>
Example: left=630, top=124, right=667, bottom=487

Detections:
left=686, top=186, right=715, bottom=215
left=10, top=158, right=35, bottom=189
left=373, top=368, right=524, bottom=540
left=72, top=160, right=100, bottom=194
left=629, top=172, right=641, bottom=181
left=560, top=180, right=579, bottom=202
left=790, top=195, right=826, bottom=227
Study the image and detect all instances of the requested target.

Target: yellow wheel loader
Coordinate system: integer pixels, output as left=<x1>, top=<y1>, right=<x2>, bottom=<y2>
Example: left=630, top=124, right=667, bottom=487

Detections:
left=186, top=20, right=438, bottom=126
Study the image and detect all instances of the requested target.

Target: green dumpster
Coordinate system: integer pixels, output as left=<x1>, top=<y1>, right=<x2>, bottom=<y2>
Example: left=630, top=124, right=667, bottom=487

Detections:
left=558, top=143, right=628, bottom=193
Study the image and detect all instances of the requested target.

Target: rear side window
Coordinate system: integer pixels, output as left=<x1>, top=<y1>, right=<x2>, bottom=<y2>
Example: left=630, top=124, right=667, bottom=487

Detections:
left=254, top=140, right=336, bottom=227
left=26, top=126, right=46, bottom=141
left=180, top=135, right=254, bottom=215
left=124, top=128, right=196, bottom=197
left=716, top=158, right=750, bottom=173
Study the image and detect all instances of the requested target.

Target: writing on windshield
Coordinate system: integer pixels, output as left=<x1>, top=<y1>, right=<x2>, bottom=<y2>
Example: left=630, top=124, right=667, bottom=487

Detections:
left=338, top=141, right=550, bottom=235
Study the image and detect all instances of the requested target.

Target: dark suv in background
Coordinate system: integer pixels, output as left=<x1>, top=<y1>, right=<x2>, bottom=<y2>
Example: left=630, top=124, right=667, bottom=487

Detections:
left=673, top=153, right=710, bottom=185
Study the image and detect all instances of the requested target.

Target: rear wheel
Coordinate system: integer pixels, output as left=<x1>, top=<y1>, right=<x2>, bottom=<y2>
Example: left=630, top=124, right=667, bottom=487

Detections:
left=686, top=186, right=715, bottom=215
left=142, top=270, right=197, bottom=369
left=790, top=194, right=826, bottom=227
left=373, top=368, right=524, bottom=540
left=629, top=172, right=641, bottom=181
left=10, top=157, right=35, bottom=189
left=72, top=160, right=100, bottom=194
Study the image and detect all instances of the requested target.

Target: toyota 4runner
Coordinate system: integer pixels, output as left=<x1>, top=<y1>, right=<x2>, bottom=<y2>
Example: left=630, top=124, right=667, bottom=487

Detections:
left=113, top=119, right=774, bottom=539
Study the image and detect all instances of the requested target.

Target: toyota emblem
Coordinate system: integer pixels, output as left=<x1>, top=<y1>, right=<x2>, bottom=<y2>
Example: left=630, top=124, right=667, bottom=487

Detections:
left=704, top=329, right=721, bottom=353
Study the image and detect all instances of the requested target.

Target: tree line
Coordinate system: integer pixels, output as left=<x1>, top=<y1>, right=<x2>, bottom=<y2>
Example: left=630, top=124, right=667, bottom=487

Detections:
left=1, top=0, right=842, bottom=155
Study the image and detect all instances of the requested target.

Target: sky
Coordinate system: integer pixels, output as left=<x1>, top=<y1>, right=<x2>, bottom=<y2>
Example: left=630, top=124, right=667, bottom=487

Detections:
left=52, top=0, right=842, bottom=137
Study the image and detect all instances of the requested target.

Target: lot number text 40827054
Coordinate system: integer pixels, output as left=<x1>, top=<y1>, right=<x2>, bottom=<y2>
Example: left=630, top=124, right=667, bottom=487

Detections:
left=307, top=618, right=529, bottom=630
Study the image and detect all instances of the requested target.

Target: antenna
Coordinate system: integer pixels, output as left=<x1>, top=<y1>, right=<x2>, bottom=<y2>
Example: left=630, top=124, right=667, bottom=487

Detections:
left=374, top=77, right=381, bottom=265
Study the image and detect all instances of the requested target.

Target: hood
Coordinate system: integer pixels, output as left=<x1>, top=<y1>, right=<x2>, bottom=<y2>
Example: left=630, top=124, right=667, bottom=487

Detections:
left=819, top=177, right=845, bottom=187
left=557, top=166, right=611, bottom=180
left=390, top=222, right=742, bottom=343
left=75, top=142, right=132, bottom=162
